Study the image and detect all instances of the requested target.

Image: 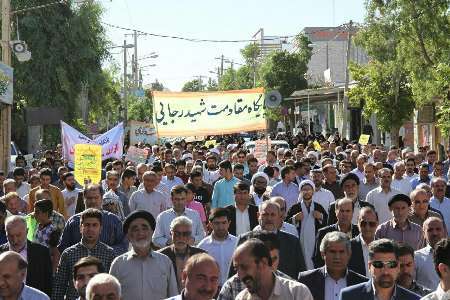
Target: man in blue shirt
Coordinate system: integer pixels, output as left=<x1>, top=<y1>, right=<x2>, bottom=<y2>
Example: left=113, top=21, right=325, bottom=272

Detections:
left=58, top=184, right=127, bottom=256
left=411, top=163, right=431, bottom=190
left=211, top=161, right=239, bottom=209
left=270, top=165, right=299, bottom=211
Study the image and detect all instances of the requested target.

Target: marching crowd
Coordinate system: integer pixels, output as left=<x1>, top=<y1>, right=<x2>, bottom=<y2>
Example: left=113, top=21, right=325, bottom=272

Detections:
left=0, top=137, right=450, bottom=300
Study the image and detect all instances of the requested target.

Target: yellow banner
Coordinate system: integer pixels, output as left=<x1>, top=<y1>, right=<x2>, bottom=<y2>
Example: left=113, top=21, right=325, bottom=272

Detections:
left=358, top=134, right=370, bottom=145
left=153, top=88, right=266, bottom=136
left=74, top=144, right=102, bottom=185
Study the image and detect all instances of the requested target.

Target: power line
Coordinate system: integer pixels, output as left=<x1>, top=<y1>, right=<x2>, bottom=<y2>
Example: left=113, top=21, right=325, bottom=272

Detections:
left=102, top=22, right=296, bottom=43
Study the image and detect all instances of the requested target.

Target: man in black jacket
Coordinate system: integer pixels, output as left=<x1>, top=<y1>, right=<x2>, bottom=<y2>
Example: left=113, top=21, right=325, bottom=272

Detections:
left=348, top=206, right=379, bottom=277
left=225, top=182, right=258, bottom=236
left=298, top=231, right=368, bottom=300
left=313, top=198, right=360, bottom=268
left=233, top=200, right=306, bottom=279
left=0, top=215, right=52, bottom=296
left=328, top=173, right=374, bottom=225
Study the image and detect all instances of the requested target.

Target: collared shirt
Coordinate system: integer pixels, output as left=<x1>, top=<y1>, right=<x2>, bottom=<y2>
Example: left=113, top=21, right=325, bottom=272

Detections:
left=372, top=281, right=399, bottom=300
left=152, top=208, right=205, bottom=248
left=415, top=245, right=440, bottom=290
left=313, top=187, right=335, bottom=212
left=218, top=271, right=291, bottom=300
left=58, top=210, right=127, bottom=256
left=322, top=181, right=344, bottom=200
left=366, top=186, right=401, bottom=223
left=235, top=206, right=250, bottom=236
left=198, top=234, right=237, bottom=285
left=52, top=241, right=116, bottom=300
left=408, top=210, right=442, bottom=228
left=186, top=200, right=207, bottom=222
left=162, top=176, right=184, bottom=192
left=351, top=168, right=365, bottom=183
left=253, top=222, right=299, bottom=238
left=411, top=176, right=431, bottom=190
left=324, top=267, right=347, bottom=300
left=235, top=274, right=313, bottom=300
left=392, top=177, right=413, bottom=196
left=359, top=234, right=370, bottom=277
left=211, top=177, right=240, bottom=209
left=1, top=284, right=50, bottom=300
left=270, top=181, right=299, bottom=211
left=420, top=283, right=450, bottom=300
left=203, top=168, right=220, bottom=185
left=429, top=196, right=450, bottom=235
left=129, top=188, right=167, bottom=219
left=109, top=249, right=178, bottom=300
left=16, top=182, right=30, bottom=200
left=118, top=184, right=137, bottom=201
left=375, top=219, right=424, bottom=250
left=359, top=179, right=380, bottom=202
left=61, top=188, right=82, bottom=218
left=9, top=242, right=27, bottom=261
left=407, top=281, right=431, bottom=297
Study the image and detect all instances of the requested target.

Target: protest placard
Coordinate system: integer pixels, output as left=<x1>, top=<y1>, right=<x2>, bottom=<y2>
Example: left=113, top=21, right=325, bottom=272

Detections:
left=74, top=144, right=102, bottom=185
left=359, top=134, right=370, bottom=145
left=254, top=139, right=271, bottom=165
left=125, top=146, right=147, bottom=164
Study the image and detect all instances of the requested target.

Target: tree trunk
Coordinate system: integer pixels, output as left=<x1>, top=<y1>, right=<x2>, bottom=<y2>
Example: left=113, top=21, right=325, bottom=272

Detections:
left=390, top=125, right=400, bottom=148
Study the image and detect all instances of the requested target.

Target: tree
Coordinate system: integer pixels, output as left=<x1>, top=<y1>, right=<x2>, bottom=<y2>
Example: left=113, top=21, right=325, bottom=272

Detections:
left=182, top=79, right=205, bottom=92
left=150, top=79, right=165, bottom=91
left=9, top=0, right=110, bottom=147
left=355, top=0, right=450, bottom=137
left=206, top=78, right=218, bottom=91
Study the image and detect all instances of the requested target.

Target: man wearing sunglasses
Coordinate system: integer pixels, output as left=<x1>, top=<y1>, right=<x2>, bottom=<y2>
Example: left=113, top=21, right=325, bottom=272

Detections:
left=340, top=239, right=420, bottom=300
left=348, top=206, right=379, bottom=277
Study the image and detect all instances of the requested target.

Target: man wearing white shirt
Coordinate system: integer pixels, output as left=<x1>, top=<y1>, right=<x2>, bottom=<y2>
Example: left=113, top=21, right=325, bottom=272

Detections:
left=311, top=168, right=335, bottom=212
left=392, top=161, right=413, bottom=195
left=61, top=172, right=82, bottom=218
left=153, top=185, right=205, bottom=248
left=366, top=168, right=401, bottom=223
left=13, top=168, right=30, bottom=200
left=415, top=217, right=447, bottom=290
left=203, top=155, right=220, bottom=185
left=429, top=177, right=450, bottom=235
left=419, top=237, right=450, bottom=300
left=162, top=164, right=184, bottom=192
left=198, top=208, right=237, bottom=286
left=351, top=154, right=368, bottom=184
left=404, top=158, right=419, bottom=182
left=129, top=171, right=167, bottom=220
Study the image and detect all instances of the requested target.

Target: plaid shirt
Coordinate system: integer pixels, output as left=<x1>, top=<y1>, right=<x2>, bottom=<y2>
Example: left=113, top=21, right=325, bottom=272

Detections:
left=52, top=240, right=116, bottom=300
left=217, top=270, right=291, bottom=300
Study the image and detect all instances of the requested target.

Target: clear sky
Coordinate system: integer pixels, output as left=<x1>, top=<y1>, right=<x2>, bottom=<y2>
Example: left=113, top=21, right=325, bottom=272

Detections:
left=102, top=0, right=367, bottom=91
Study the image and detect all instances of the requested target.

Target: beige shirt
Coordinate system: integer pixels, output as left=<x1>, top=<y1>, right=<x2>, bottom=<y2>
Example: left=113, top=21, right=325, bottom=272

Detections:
left=235, top=275, right=313, bottom=300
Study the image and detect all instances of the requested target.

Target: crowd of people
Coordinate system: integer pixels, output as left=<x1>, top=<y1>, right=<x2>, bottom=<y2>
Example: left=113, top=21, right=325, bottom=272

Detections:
left=0, top=136, right=450, bottom=300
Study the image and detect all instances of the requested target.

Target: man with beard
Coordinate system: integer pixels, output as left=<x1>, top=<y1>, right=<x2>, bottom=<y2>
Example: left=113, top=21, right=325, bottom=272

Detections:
left=322, top=164, right=344, bottom=199
left=429, top=177, right=450, bottom=235
left=234, top=200, right=306, bottom=279
left=311, top=168, right=335, bottom=212
left=225, top=182, right=258, bottom=236
left=198, top=208, right=237, bottom=287
left=420, top=238, right=450, bottom=300
left=105, top=171, right=130, bottom=218
left=164, top=253, right=220, bottom=300
left=286, top=180, right=327, bottom=270
left=249, top=172, right=270, bottom=206
left=72, top=256, right=104, bottom=300
left=339, top=239, right=420, bottom=300
left=270, top=166, right=299, bottom=211
left=358, top=163, right=379, bottom=201
left=61, top=172, right=83, bottom=218
left=52, top=209, right=115, bottom=300
left=415, top=217, right=447, bottom=290
left=244, top=158, right=259, bottom=182
left=203, top=155, right=220, bottom=185
left=159, top=216, right=206, bottom=292
left=396, top=244, right=431, bottom=296
left=232, top=239, right=313, bottom=300
left=109, top=210, right=178, bottom=300
left=189, top=171, right=212, bottom=213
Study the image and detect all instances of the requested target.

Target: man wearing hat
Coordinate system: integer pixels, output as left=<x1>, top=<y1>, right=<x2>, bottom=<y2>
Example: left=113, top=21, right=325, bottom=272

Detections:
left=249, top=172, right=270, bottom=206
left=109, top=210, right=178, bottom=300
left=375, top=194, right=424, bottom=250
left=327, top=172, right=374, bottom=225
left=286, top=179, right=328, bottom=269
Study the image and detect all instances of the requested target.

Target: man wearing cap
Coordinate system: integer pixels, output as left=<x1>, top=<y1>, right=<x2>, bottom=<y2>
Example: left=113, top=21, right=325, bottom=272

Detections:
left=375, top=194, right=424, bottom=250
left=286, top=179, right=328, bottom=269
left=249, top=172, right=270, bottom=206
left=109, top=210, right=178, bottom=300
left=328, top=172, right=374, bottom=225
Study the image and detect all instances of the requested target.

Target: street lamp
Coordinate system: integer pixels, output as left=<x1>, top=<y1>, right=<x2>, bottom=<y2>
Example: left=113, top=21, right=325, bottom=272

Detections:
left=118, top=41, right=134, bottom=129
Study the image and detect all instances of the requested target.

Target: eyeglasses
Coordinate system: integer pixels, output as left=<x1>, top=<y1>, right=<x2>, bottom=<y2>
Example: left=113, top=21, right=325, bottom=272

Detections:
left=360, top=221, right=378, bottom=227
left=371, top=260, right=398, bottom=269
left=173, top=231, right=192, bottom=237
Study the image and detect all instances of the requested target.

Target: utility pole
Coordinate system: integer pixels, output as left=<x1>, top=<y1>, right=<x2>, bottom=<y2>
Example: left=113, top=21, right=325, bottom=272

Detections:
left=133, top=30, right=138, bottom=87
left=193, top=75, right=206, bottom=91
left=0, top=0, right=11, bottom=173
left=342, top=20, right=353, bottom=140
left=123, top=39, right=128, bottom=129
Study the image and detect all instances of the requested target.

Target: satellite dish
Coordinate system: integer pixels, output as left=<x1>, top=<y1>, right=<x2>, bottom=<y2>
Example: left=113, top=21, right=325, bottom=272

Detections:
left=264, top=90, right=282, bottom=108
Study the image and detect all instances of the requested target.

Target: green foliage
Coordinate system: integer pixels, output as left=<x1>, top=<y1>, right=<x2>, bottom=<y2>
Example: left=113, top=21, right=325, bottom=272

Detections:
left=259, top=49, right=310, bottom=98
left=128, top=95, right=153, bottom=122
left=264, top=108, right=283, bottom=121
left=150, top=79, right=165, bottom=91
left=357, top=0, right=450, bottom=136
left=182, top=79, right=205, bottom=92
left=0, top=73, right=9, bottom=95
left=348, top=61, right=415, bottom=132
left=218, top=66, right=254, bottom=91
left=206, top=78, right=218, bottom=91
